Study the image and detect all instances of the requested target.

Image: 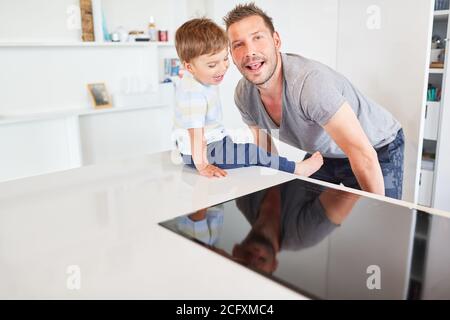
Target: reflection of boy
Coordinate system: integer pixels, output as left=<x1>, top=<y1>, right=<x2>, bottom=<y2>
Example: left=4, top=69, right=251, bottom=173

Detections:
left=175, top=205, right=224, bottom=246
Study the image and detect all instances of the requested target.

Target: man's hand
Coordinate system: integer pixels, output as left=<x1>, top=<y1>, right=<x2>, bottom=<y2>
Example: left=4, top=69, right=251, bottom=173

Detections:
left=197, top=164, right=228, bottom=178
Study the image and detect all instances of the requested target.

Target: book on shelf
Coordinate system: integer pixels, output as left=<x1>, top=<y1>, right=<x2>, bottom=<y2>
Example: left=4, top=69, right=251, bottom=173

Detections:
left=80, top=0, right=95, bottom=41
left=164, top=58, right=182, bottom=78
left=430, top=62, right=444, bottom=69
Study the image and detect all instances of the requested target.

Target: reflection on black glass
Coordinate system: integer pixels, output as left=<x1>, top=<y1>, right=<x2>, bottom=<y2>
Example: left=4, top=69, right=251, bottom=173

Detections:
left=172, top=180, right=360, bottom=276
left=175, top=205, right=224, bottom=246
left=231, top=180, right=360, bottom=275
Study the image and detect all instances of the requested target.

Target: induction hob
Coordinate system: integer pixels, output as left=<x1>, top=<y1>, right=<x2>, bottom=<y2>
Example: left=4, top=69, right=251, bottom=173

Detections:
left=159, top=179, right=450, bottom=299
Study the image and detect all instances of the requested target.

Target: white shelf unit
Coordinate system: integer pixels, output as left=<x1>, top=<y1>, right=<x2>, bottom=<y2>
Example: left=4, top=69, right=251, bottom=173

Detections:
left=0, top=40, right=177, bottom=182
left=0, top=86, right=174, bottom=183
left=419, top=6, right=450, bottom=209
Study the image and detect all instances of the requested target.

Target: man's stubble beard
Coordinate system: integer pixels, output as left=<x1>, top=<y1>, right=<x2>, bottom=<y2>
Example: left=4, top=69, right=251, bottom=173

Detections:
left=244, top=51, right=279, bottom=87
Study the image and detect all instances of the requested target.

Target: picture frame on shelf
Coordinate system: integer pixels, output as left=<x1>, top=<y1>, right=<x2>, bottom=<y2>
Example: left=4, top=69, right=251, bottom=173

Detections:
left=87, top=83, right=112, bottom=109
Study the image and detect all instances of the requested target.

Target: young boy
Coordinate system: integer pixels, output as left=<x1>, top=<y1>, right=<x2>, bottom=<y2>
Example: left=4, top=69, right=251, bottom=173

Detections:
left=173, top=18, right=323, bottom=178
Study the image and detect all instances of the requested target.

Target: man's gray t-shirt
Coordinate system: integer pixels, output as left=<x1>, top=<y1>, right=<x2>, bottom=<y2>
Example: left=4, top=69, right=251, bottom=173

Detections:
left=234, top=53, right=401, bottom=158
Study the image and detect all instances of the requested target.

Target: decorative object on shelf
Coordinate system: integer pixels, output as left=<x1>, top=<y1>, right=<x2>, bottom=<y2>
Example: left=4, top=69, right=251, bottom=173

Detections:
left=87, top=83, right=112, bottom=109
left=128, top=30, right=149, bottom=42
left=92, top=0, right=105, bottom=42
left=110, top=32, right=120, bottom=42
left=110, top=26, right=128, bottom=42
left=427, top=84, right=441, bottom=102
left=80, top=0, right=95, bottom=41
left=148, top=16, right=158, bottom=42
left=430, top=35, right=445, bottom=67
left=114, top=75, right=157, bottom=108
left=422, top=151, right=435, bottom=161
left=101, top=10, right=111, bottom=41
left=430, top=48, right=444, bottom=64
left=158, top=30, right=168, bottom=42
left=164, top=58, right=182, bottom=79
left=431, top=35, right=443, bottom=49
left=430, top=61, right=445, bottom=68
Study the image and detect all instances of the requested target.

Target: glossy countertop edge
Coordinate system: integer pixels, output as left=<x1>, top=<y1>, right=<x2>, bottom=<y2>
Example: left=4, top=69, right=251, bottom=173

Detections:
left=294, top=175, right=450, bottom=219
left=0, top=150, right=447, bottom=218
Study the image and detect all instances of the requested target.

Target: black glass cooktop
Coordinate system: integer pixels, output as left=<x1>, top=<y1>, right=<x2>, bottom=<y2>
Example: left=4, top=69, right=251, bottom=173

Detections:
left=159, top=179, right=450, bottom=299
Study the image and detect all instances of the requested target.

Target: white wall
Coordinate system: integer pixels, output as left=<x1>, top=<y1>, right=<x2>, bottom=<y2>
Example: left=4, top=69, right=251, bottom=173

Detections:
left=0, top=0, right=81, bottom=42
left=336, top=0, right=434, bottom=203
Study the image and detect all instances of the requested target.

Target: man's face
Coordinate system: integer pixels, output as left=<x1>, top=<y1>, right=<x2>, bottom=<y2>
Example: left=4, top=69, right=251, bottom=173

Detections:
left=228, top=15, right=281, bottom=86
left=232, top=234, right=278, bottom=274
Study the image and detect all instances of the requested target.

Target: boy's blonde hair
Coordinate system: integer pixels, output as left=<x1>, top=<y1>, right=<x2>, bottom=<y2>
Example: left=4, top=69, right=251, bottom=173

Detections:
left=175, top=18, right=228, bottom=63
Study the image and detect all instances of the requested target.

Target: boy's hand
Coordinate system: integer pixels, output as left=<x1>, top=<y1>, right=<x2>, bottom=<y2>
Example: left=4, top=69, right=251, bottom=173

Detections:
left=197, top=164, right=227, bottom=178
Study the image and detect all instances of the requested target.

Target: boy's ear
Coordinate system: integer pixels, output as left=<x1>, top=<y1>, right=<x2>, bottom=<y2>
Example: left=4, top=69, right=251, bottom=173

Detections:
left=183, top=61, right=193, bottom=73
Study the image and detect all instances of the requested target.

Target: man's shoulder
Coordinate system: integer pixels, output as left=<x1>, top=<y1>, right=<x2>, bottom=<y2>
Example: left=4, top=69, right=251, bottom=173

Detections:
left=282, top=53, right=330, bottom=82
left=282, top=53, right=339, bottom=99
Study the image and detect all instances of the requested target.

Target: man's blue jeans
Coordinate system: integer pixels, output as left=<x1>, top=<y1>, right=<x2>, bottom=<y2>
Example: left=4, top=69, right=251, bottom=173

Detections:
left=181, top=136, right=296, bottom=174
left=303, top=129, right=405, bottom=199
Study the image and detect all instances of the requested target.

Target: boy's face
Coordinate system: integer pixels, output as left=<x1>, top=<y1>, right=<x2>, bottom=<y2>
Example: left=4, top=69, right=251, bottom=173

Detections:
left=185, top=48, right=230, bottom=85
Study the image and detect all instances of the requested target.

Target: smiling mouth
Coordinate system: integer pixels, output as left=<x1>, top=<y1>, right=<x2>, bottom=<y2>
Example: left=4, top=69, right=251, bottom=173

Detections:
left=245, top=61, right=265, bottom=73
left=213, top=74, right=224, bottom=82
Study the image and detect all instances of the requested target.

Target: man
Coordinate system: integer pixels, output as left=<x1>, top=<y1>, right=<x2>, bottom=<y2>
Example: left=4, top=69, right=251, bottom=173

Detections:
left=223, top=3, right=405, bottom=199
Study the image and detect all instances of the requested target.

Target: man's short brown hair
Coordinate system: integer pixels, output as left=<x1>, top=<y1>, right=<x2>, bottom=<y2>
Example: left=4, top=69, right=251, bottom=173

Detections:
left=175, top=18, right=228, bottom=63
left=223, top=2, right=275, bottom=34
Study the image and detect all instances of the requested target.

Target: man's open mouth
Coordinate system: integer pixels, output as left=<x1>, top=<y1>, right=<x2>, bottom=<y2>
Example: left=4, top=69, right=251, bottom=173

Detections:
left=245, top=61, right=265, bottom=72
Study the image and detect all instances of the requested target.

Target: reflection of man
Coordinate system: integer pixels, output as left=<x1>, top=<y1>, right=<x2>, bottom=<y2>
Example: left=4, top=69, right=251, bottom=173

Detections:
left=233, top=180, right=359, bottom=274
left=224, top=4, right=404, bottom=199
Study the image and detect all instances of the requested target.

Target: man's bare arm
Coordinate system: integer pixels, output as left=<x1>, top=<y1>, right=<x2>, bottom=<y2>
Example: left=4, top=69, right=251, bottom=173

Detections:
left=323, top=102, right=384, bottom=195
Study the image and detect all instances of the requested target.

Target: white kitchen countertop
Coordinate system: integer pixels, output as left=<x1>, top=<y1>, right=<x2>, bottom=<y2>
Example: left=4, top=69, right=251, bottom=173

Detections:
left=0, top=151, right=304, bottom=299
left=1, top=150, right=447, bottom=299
